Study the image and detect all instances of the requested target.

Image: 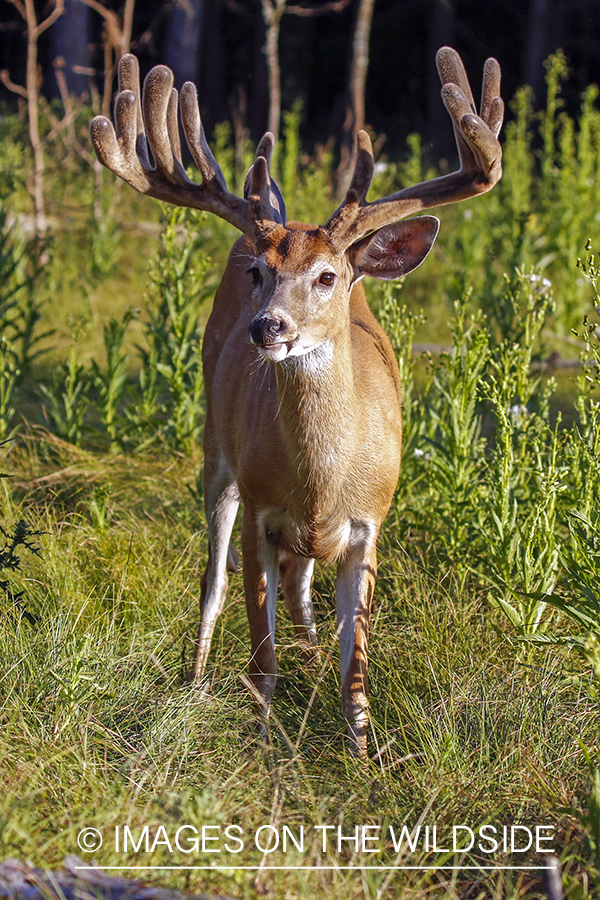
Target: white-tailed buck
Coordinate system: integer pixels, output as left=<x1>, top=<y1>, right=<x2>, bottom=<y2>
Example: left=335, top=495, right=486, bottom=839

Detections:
left=91, top=48, right=503, bottom=755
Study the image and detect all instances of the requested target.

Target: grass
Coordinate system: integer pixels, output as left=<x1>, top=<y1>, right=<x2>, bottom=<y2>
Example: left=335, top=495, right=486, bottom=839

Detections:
left=0, top=432, right=596, bottom=899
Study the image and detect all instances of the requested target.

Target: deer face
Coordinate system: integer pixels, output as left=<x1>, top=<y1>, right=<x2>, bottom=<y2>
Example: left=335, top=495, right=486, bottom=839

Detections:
left=248, top=227, right=355, bottom=363
left=248, top=217, right=440, bottom=363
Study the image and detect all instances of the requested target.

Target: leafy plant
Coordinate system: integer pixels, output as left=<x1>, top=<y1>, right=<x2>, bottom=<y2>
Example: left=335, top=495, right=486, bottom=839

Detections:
left=128, top=206, right=213, bottom=452
left=39, top=333, right=90, bottom=446
left=90, top=169, right=123, bottom=280
left=0, top=517, right=42, bottom=625
left=0, top=337, right=20, bottom=441
left=89, top=309, right=136, bottom=451
left=412, top=295, right=490, bottom=570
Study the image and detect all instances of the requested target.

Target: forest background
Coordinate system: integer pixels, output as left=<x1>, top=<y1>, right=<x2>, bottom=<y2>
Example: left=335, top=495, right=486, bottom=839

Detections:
left=2, top=0, right=600, bottom=168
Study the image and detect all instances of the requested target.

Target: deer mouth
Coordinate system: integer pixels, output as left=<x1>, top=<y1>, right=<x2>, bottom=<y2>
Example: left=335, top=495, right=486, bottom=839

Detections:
left=256, top=339, right=296, bottom=362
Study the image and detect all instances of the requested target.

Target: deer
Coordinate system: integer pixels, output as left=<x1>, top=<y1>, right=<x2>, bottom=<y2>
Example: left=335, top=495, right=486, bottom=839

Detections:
left=90, top=47, right=503, bottom=756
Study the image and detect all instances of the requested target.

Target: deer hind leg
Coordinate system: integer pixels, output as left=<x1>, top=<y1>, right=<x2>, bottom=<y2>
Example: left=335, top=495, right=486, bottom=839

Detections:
left=335, top=522, right=378, bottom=757
left=191, top=457, right=239, bottom=683
left=242, top=507, right=280, bottom=734
left=279, top=550, right=317, bottom=652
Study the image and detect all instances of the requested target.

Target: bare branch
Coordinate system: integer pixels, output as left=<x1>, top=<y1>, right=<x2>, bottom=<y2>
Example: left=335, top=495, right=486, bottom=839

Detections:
left=72, top=65, right=97, bottom=77
left=286, top=0, right=351, bottom=16
left=4, top=0, right=26, bottom=21
left=261, top=0, right=287, bottom=137
left=76, top=0, right=122, bottom=50
left=6, top=0, right=66, bottom=246
left=77, top=0, right=137, bottom=116
left=120, top=0, right=136, bottom=56
left=337, top=0, right=375, bottom=191
left=52, top=58, right=92, bottom=162
left=32, top=0, right=65, bottom=39
left=0, top=69, right=28, bottom=99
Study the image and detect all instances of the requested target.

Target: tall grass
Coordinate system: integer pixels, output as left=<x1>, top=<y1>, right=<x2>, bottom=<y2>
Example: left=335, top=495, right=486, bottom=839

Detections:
left=0, top=443, right=594, bottom=898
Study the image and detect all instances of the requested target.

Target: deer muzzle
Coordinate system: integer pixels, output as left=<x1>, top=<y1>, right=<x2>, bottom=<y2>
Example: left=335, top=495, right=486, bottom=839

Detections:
left=248, top=313, right=297, bottom=355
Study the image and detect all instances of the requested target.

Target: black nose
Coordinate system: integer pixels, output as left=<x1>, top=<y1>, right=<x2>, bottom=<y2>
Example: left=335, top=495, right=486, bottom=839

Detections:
left=249, top=315, right=286, bottom=346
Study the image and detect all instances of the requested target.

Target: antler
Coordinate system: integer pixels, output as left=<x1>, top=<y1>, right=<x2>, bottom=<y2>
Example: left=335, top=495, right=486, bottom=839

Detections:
left=324, top=47, right=504, bottom=252
left=90, top=54, right=285, bottom=245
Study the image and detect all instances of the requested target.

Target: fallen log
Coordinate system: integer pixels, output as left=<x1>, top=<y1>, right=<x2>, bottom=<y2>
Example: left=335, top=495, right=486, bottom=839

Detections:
left=0, top=857, right=238, bottom=900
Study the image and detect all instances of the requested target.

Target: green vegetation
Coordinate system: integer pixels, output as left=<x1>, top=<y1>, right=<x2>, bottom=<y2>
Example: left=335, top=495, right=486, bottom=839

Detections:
left=2, top=56, right=600, bottom=898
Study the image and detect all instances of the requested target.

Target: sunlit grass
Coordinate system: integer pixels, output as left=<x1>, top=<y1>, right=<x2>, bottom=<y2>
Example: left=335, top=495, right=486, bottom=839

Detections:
left=0, top=435, right=595, bottom=899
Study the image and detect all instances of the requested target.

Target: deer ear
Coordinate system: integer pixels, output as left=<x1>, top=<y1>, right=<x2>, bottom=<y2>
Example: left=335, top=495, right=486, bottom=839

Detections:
left=349, top=216, right=440, bottom=281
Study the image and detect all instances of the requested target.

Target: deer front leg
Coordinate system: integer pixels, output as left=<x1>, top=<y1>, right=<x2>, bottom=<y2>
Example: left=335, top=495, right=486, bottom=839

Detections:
left=242, top=507, right=280, bottom=733
left=279, top=550, right=317, bottom=651
left=335, top=522, right=378, bottom=757
left=191, top=452, right=239, bottom=683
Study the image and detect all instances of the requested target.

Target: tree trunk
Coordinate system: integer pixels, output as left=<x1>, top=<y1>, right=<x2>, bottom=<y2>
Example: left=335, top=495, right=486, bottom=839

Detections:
left=50, top=0, right=91, bottom=97
left=165, top=0, right=206, bottom=87
left=24, top=0, right=45, bottom=243
left=251, top=5, right=269, bottom=140
left=426, top=0, right=455, bottom=160
left=337, top=0, right=376, bottom=193
left=261, top=0, right=286, bottom=138
left=201, top=0, right=225, bottom=136
left=523, top=0, right=552, bottom=102
left=3, top=0, right=64, bottom=247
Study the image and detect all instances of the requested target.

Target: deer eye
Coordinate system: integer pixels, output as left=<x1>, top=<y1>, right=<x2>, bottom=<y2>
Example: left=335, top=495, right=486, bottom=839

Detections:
left=248, top=266, right=261, bottom=285
left=319, top=271, right=335, bottom=287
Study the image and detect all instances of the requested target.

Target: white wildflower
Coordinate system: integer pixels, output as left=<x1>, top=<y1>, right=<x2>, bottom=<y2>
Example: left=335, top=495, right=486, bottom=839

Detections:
left=510, top=404, right=528, bottom=425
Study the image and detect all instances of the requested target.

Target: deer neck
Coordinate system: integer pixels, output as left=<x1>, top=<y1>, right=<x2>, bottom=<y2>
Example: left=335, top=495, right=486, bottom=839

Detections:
left=274, top=329, right=357, bottom=497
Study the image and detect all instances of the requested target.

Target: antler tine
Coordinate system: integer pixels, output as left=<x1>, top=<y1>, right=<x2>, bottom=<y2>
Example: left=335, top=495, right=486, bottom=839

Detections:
left=436, top=47, right=476, bottom=113
left=247, top=156, right=273, bottom=232
left=488, top=96, right=504, bottom=140
left=116, top=53, right=150, bottom=169
left=323, top=130, right=374, bottom=247
left=482, top=58, right=504, bottom=138
left=243, top=133, right=287, bottom=229
left=347, top=130, right=375, bottom=202
left=248, top=134, right=276, bottom=218
left=143, top=66, right=188, bottom=186
left=256, top=132, right=275, bottom=165
left=166, top=86, right=182, bottom=165
left=323, top=48, right=503, bottom=253
left=481, top=57, right=500, bottom=122
left=437, top=47, right=479, bottom=173
left=113, top=90, right=142, bottom=170
left=91, top=92, right=145, bottom=188
left=179, top=81, right=228, bottom=190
